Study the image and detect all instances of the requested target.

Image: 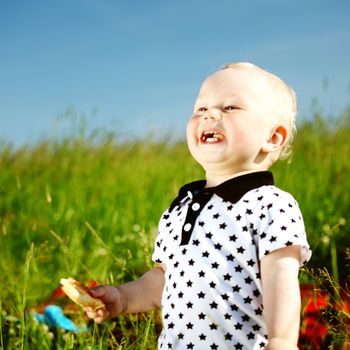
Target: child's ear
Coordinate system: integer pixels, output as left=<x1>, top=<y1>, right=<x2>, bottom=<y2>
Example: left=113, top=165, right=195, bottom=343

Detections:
left=261, top=125, right=288, bottom=153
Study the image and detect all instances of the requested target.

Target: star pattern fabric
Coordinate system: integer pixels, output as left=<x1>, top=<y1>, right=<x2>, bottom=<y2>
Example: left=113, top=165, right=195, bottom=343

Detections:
left=152, top=172, right=311, bottom=350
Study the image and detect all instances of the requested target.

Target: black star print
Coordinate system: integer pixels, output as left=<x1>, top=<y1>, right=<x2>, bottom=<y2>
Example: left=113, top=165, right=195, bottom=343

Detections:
left=186, top=280, right=193, bottom=287
left=213, top=213, right=220, bottom=219
left=257, top=196, right=263, bottom=201
left=285, top=241, right=293, bottom=246
left=214, top=242, right=222, bottom=250
left=229, top=234, right=237, bottom=242
left=181, top=248, right=187, bottom=255
left=255, top=307, right=263, bottom=315
left=168, top=343, right=172, bottom=349
left=205, top=232, right=213, bottom=239
left=207, top=204, right=213, bottom=210
left=198, top=270, right=205, bottom=277
left=242, top=225, right=248, bottom=232
left=259, top=213, right=266, bottom=220
left=168, top=322, right=174, bottom=329
left=210, top=301, right=218, bottom=309
left=247, top=259, right=255, bottom=267
left=187, top=343, right=194, bottom=349
left=192, top=239, right=200, bottom=245
left=231, top=304, right=238, bottom=312
left=219, top=222, right=227, bottom=229
left=186, top=301, right=193, bottom=309
left=188, top=258, right=195, bottom=266
left=198, top=312, right=206, bottom=319
left=269, top=236, right=277, bottom=243
left=223, top=273, right=232, bottom=281
left=234, top=322, right=243, bottom=330
left=224, top=313, right=231, bottom=320
left=209, top=323, right=218, bottom=330
left=198, top=291, right=205, bottom=299
left=221, top=293, right=229, bottom=300
left=226, top=254, right=234, bottom=261
left=178, top=291, right=183, bottom=298
left=236, top=214, right=242, bottom=221
left=173, top=235, right=179, bottom=241
left=245, top=276, right=253, bottom=284
left=209, top=281, right=216, bottom=288
left=198, top=221, right=205, bottom=227
left=232, top=284, right=241, bottom=292
left=281, top=225, right=287, bottom=231
left=247, top=332, right=255, bottom=340
left=253, top=324, right=261, bottom=331
left=244, top=296, right=253, bottom=304
left=260, top=232, right=267, bottom=239
left=267, top=203, right=273, bottom=209
left=279, top=208, right=285, bottom=213
left=163, top=214, right=169, bottom=220
left=225, top=332, right=233, bottom=340
left=242, top=315, right=250, bottom=322
left=178, top=312, right=183, bottom=319
left=237, top=246, right=245, bottom=254
left=210, top=344, right=218, bottom=350
left=178, top=333, right=184, bottom=339
left=199, top=333, right=206, bottom=340
left=227, top=204, right=233, bottom=210
left=186, top=322, right=193, bottom=329
left=202, top=251, right=209, bottom=258
left=235, top=343, right=243, bottom=349
left=180, top=270, right=185, bottom=277
left=211, top=262, right=219, bottom=269
left=235, top=265, right=243, bottom=273
left=246, top=209, right=253, bottom=215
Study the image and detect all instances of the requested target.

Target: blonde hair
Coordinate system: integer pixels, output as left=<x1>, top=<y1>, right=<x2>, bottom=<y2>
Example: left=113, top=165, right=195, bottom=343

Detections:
left=222, top=62, right=297, bottom=160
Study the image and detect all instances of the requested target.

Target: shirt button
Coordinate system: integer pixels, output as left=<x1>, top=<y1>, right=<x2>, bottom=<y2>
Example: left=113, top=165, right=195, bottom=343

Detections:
left=184, top=223, right=192, bottom=232
left=192, top=203, right=200, bottom=211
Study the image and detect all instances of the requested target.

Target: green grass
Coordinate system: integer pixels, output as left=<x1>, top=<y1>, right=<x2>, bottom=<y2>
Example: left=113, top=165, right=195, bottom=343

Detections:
left=0, top=109, right=349, bottom=349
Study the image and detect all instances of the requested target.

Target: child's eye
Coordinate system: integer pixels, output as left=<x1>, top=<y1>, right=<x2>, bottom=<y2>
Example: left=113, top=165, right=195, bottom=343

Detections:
left=197, top=107, right=207, bottom=112
left=224, top=105, right=239, bottom=111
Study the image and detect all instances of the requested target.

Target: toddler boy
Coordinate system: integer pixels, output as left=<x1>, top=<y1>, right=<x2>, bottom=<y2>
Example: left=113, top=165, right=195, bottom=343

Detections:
left=86, top=62, right=311, bottom=350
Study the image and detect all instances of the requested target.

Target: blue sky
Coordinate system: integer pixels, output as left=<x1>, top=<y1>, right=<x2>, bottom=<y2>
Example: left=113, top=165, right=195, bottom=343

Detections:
left=1, top=0, right=350, bottom=146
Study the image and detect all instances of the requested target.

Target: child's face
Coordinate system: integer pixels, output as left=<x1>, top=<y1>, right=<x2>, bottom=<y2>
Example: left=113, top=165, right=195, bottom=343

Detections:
left=186, top=67, right=278, bottom=177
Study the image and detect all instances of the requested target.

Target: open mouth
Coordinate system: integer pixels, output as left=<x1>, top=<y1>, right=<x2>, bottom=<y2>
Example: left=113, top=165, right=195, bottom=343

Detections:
left=200, top=130, right=225, bottom=143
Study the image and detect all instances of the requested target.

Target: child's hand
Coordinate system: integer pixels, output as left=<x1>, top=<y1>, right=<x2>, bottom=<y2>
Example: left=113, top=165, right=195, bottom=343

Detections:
left=85, top=285, right=126, bottom=323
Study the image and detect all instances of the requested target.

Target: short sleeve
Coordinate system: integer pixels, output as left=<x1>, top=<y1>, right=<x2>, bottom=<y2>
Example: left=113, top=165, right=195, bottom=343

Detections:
left=151, top=210, right=170, bottom=265
left=252, top=187, right=311, bottom=266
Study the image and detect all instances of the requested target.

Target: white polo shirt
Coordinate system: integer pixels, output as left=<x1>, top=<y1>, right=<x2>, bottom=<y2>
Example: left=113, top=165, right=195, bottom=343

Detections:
left=152, top=171, right=311, bottom=350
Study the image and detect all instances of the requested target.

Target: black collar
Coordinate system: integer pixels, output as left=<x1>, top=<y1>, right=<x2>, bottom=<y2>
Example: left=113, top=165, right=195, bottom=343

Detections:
left=169, top=171, right=274, bottom=212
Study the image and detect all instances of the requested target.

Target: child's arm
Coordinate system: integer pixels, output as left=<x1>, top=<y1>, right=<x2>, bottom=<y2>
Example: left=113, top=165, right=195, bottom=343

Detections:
left=261, top=245, right=301, bottom=350
left=86, top=265, right=165, bottom=323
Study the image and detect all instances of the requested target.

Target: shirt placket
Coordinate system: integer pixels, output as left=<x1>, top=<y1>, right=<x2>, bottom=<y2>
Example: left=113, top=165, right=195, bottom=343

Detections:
left=180, top=189, right=213, bottom=245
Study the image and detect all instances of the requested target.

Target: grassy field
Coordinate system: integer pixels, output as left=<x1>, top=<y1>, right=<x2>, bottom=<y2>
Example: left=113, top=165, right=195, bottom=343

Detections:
left=0, top=110, right=349, bottom=349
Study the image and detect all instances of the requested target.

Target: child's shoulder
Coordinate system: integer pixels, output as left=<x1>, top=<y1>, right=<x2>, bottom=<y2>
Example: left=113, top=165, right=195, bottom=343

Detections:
left=247, top=184, right=299, bottom=206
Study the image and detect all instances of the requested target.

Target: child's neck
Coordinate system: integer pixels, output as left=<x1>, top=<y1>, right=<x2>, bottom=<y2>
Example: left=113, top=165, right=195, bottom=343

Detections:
left=205, top=170, right=257, bottom=187
left=205, top=169, right=266, bottom=188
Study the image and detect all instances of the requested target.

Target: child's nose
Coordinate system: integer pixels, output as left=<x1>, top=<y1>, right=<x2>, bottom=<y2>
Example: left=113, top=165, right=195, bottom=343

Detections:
left=203, top=108, right=222, bottom=120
